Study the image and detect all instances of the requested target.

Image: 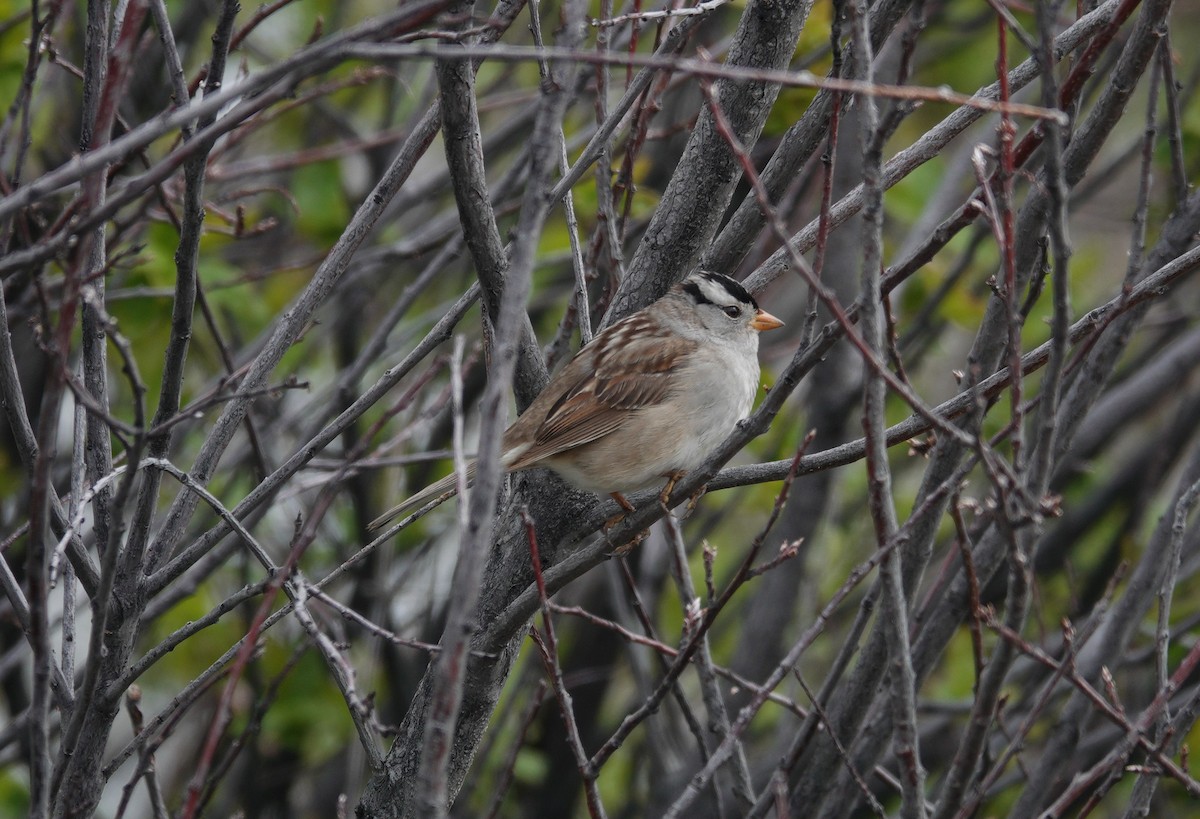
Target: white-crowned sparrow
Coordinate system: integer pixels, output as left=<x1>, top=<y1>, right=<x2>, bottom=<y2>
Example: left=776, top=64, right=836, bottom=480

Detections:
left=367, top=271, right=783, bottom=531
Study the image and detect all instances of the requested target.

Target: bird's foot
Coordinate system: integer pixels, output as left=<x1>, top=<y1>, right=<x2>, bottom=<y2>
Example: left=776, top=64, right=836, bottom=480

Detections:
left=603, top=492, right=636, bottom=531
left=604, top=492, right=648, bottom=554
left=611, top=530, right=648, bottom=556
left=658, top=472, right=686, bottom=514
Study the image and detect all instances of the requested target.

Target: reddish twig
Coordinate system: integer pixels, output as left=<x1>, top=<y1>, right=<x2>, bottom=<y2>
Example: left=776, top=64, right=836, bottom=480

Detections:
left=521, top=510, right=607, bottom=819
left=591, top=437, right=812, bottom=776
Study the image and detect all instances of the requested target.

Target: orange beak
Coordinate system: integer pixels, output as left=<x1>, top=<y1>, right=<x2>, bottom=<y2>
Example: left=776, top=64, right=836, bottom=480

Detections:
left=750, top=308, right=784, bottom=332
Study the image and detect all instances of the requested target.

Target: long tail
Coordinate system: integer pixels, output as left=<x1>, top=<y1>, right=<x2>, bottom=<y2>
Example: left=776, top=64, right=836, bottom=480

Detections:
left=367, top=461, right=477, bottom=532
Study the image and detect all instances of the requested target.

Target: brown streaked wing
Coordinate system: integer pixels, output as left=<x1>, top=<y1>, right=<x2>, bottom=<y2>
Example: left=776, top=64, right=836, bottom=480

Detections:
left=507, top=319, right=693, bottom=469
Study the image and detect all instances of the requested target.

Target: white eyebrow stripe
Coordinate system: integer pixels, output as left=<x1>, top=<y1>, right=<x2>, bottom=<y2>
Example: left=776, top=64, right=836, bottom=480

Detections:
left=696, top=276, right=740, bottom=306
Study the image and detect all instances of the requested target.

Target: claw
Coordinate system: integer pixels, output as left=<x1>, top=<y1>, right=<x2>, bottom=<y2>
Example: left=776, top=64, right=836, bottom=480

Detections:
left=612, top=530, right=647, bottom=555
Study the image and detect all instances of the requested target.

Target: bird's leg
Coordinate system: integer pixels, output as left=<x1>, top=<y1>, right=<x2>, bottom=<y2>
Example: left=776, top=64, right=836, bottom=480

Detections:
left=604, top=492, right=647, bottom=554
left=658, top=471, right=686, bottom=513
left=604, top=492, right=636, bottom=531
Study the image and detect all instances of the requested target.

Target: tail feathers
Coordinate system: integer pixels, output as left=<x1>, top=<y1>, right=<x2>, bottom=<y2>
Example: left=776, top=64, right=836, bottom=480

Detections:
left=367, top=462, right=477, bottom=532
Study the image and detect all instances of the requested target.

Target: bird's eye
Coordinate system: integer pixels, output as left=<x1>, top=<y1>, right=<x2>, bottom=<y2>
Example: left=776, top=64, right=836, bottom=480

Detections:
left=722, top=305, right=742, bottom=318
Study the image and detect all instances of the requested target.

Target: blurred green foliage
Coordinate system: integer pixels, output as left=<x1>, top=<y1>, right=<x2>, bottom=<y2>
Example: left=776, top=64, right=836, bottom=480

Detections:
left=2, top=0, right=1199, bottom=816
